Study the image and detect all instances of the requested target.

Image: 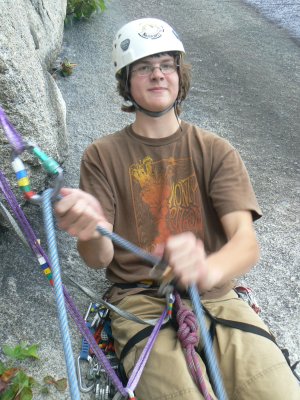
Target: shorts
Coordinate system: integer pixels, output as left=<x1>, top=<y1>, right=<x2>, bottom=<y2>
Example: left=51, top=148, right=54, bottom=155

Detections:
left=110, top=290, right=300, bottom=400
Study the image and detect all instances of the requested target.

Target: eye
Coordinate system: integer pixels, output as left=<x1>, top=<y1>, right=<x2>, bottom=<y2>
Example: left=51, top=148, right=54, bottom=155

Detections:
left=160, top=63, right=175, bottom=73
left=137, top=65, right=152, bottom=74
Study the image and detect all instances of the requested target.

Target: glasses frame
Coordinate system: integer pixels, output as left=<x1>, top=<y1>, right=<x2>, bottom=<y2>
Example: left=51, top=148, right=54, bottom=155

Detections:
left=131, top=62, right=180, bottom=77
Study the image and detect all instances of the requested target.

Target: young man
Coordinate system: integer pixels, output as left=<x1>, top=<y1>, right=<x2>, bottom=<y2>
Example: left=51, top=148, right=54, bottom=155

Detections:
left=55, top=18, right=300, bottom=399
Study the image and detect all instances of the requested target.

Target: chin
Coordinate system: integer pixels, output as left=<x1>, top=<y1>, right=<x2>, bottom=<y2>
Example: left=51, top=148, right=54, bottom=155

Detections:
left=146, top=102, right=173, bottom=112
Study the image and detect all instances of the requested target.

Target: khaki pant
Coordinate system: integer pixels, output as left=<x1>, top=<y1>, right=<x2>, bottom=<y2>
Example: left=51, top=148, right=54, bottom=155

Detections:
left=110, top=290, right=300, bottom=400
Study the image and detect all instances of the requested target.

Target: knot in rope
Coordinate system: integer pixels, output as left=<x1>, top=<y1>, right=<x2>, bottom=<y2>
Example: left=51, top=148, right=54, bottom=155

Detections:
left=177, top=304, right=199, bottom=348
left=175, top=292, right=213, bottom=400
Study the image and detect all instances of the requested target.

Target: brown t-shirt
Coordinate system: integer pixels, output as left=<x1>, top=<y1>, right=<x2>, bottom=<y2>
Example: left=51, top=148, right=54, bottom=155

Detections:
left=80, top=121, right=262, bottom=302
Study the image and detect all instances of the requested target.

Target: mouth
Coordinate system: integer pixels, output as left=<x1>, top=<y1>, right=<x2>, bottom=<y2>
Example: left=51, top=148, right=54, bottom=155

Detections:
left=148, top=87, right=167, bottom=92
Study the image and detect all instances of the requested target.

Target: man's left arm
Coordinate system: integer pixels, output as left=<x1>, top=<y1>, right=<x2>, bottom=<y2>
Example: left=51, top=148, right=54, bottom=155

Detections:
left=204, top=210, right=260, bottom=291
left=163, top=210, right=260, bottom=291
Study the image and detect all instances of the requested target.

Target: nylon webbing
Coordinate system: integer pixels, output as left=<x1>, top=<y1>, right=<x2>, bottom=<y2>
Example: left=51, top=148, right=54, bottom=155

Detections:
left=203, top=306, right=276, bottom=343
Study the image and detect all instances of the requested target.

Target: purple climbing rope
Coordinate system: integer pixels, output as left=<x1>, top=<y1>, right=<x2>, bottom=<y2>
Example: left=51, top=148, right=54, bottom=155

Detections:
left=0, top=106, right=26, bottom=154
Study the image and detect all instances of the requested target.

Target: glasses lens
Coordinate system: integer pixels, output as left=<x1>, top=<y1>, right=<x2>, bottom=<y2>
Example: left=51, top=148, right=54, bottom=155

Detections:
left=160, top=63, right=176, bottom=74
left=137, top=65, right=152, bottom=76
left=132, top=63, right=177, bottom=76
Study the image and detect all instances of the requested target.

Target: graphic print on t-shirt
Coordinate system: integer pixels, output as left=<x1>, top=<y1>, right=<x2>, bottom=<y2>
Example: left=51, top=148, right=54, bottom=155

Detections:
left=129, top=156, right=204, bottom=251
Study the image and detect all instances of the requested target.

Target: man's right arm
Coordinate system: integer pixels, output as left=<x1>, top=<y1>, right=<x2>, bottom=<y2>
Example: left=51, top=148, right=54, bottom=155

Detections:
left=77, top=233, right=113, bottom=268
left=54, top=187, right=114, bottom=268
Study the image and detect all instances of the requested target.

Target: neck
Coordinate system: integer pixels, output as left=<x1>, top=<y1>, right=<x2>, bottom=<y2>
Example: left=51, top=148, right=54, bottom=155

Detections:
left=132, top=109, right=180, bottom=139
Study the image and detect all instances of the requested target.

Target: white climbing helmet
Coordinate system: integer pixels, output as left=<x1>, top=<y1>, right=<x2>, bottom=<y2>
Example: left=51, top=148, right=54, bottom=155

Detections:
left=112, top=18, right=185, bottom=75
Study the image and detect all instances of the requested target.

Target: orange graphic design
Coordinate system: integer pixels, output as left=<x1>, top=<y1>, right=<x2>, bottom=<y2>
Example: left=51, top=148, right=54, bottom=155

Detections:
left=129, top=156, right=203, bottom=250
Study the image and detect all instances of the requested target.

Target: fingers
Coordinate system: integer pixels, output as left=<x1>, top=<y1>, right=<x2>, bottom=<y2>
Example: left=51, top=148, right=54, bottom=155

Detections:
left=152, top=243, right=165, bottom=258
left=54, top=188, right=107, bottom=241
left=164, top=232, right=207, bottom=288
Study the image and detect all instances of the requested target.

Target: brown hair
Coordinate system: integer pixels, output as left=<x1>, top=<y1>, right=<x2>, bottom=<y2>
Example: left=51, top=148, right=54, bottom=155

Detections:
left=116, top=53, right=191, bottom=115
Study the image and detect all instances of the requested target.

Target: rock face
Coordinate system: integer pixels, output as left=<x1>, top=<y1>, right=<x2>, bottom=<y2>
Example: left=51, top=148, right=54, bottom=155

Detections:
left=0, top=0, right=67, bottom=205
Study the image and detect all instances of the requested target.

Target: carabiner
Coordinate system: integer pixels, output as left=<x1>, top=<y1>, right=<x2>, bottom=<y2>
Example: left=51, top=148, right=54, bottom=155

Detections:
left=11, top=143, right=64, bottom=205
left=76, top=355, right=95, bottom=393
left=95, top=379, right=111, bottom=400
left=26, top=141, right=64, bottom=204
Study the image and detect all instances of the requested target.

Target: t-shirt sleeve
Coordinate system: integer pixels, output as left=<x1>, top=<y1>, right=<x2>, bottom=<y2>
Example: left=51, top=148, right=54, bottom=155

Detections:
left=209, top=138, right=262, bottom=221
left=79, top=143, right=115, bottom=225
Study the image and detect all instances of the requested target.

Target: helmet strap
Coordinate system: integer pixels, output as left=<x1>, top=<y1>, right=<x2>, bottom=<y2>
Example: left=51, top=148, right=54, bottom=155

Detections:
left=131, top=98, right=176, bottom=118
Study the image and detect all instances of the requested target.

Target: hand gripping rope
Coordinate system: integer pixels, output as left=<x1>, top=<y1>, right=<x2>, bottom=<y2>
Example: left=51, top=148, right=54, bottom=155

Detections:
left=0, top=106, right=228, bottom=400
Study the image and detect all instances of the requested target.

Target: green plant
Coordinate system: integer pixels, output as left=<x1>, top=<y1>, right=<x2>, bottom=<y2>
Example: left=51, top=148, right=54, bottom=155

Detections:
left=51, top=58, right=77, bottom=78
left=0, top=343, right=67, bottom=399
left=66, top=0, right=108, bottom=21
left=2, top=343, right=39, bottom=361
left=60, top=58, right=77, bottom=77
left=0, top=364, right=36, bottom=400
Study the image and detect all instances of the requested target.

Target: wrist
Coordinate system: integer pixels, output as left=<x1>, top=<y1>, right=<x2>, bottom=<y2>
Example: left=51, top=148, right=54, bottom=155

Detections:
left=198, top=260, right=225, bottom=292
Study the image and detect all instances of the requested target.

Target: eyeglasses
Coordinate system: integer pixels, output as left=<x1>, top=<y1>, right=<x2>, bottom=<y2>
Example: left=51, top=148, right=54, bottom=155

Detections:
left=131, top=62, right=179, bottom=76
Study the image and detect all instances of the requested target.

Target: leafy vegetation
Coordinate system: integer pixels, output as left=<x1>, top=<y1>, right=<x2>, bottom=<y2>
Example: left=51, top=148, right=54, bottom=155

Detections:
left=2, top=343, right=39, bottom=361
left=0, top=343, right=67, bottom=399
left=51, top=58, right=77, bottom=78
left=66, top=0, right=108, bottom=22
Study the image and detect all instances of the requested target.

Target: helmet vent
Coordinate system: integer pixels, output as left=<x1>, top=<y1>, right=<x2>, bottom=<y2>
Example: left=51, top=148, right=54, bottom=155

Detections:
left=120, top=39, right=130, bottom=51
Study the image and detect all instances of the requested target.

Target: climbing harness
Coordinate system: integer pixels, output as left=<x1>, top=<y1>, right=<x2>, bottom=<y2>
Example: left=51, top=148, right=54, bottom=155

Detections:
left=0, top=106, right=229, bottom=399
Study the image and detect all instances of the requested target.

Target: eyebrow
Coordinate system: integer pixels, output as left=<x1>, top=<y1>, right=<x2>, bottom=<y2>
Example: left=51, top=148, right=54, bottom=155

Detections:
left=135, top=57, right=174, bottom=65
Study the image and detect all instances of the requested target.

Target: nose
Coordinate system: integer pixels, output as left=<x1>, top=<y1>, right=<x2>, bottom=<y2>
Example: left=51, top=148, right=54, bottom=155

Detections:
left=150, top=66, right=164, bottom=79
